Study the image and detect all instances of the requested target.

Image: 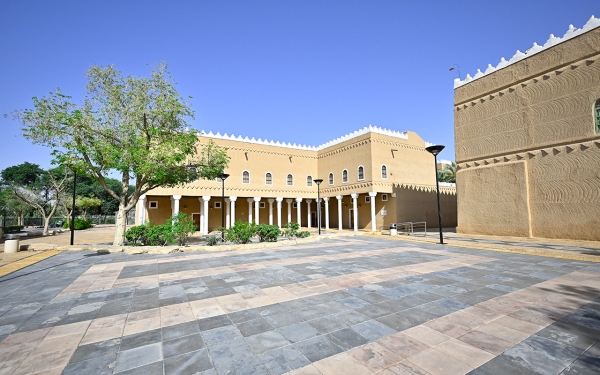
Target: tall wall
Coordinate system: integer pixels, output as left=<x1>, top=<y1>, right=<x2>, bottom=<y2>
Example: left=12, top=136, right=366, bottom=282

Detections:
left=454, top=27, right=600, bottom=240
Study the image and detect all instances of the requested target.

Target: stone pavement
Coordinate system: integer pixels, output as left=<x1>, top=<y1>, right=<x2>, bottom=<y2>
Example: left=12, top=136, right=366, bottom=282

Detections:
left=0, top=237, right=599, bottom=375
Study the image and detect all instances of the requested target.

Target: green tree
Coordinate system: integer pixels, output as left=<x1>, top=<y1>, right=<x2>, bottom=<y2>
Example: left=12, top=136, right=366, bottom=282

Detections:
left=15, top=62, right=229, bottom=245
left=439, top=162, right=456, bottom=183
left=77, top=195, right=102, bottom=220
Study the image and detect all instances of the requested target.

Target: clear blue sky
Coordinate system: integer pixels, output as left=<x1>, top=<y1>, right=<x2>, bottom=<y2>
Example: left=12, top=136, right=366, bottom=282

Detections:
left=1, top=1, right=597, bottom=171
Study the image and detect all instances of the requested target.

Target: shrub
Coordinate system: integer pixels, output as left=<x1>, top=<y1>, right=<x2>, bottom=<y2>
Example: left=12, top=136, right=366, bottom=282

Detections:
left=124, top=225, right=148, bottom=246
left=62, top=218, right=93, bottom=230
left=146, top=224, right=174, bottom=246
left=2, top=225, right=24, bottom=233
left=206, top=235, right=219, bottom=246
left=281, top=222, right=300, bottom=239
left=255, top=224, right=280, bottom=242
left=297, top=231, right=310, bottom=238
left=168, top=212, right=196, bottom=246
left=224, top=221, right=256, bottom=244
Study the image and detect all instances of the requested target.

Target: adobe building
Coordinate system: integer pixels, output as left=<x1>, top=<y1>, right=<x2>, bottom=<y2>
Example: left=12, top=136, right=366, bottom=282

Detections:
left=454, top=16, right=600, bottom=241
left=136, top=126, right=457, bottom=233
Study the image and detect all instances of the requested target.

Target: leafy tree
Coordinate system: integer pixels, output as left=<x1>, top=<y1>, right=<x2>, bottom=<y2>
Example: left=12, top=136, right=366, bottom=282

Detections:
left=15, top=62, right=229, bottom=245
left=77, top=195, right=102, bottom=220
left=0, top=187, right=33, bottom=226
left=1, top=164, right=69, bottom=234
left=438, top=162, right=456, bottom=183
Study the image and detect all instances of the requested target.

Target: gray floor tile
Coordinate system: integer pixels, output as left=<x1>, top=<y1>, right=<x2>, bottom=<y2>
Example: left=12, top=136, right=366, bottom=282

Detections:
left=198, top=314, right=232, bottom=331
left=294, top=335, right=343, bottom=362
left=264, top=312, right=303, bottom=328
left=162, top=321, right=200, bottom=341
left=114, top=343, right=163, bottom=373
left=115, top=361, right=164, bottom=375
left=63, top=353, right=117, bottom=375
left=306, top=315, right=348, bottom=334
left=327, top=327, right=369, bottom=350
left=236, top=318, right=274, bottom=337
left=164, top=348, right=213, bottom=375
left=258, top=346, right=311, bottom=375
left=278, top=322, right=320, bottom=343
left=69, top=338, right=121, bottom=364
left=352, top=320, right=397, bottom=341
left=245, top=330, right=291, bottom=354
left=120, top=329, right=162, bottom=351
left=208, top=337, right=269, bottom=375
left=203, top=325, right=243, bottom=346
left=163, top=333, right=205, bottom=358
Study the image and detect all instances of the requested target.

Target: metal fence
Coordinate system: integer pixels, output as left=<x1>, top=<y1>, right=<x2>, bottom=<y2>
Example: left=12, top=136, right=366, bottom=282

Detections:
left=380, top=221, right=427, bottom=236
left=1, top=210, right=135, bottom=228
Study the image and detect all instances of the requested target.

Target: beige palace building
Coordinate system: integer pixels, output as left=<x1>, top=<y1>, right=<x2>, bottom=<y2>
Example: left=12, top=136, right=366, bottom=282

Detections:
left=454, top=16, right=600, bottom=240
left=136, top=126, right=457, bottom=233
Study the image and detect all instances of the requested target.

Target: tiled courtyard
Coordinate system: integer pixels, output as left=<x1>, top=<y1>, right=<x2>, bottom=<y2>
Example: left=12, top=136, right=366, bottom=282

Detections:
left=0, top=237, right=599, bottom=375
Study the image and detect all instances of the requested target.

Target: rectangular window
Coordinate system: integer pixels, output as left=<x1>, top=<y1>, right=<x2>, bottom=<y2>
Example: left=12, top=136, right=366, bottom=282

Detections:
left=149, top=201, right=158, bottom=209
left=259, top=202, right=266, bottom=209
left=382, top=194, right=388, bottom=201
left=365, top=196, right=371, bottom=203
left=293, top=202, right=297, bottom=208
left=595, top=101, right=600, bottom=133
left=214, top=202, right=222, bottom=209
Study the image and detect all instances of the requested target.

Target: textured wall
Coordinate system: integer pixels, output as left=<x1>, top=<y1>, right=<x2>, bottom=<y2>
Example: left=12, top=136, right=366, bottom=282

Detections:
left=455, top=29, right=600, bottom=240
left=394, top=186, right=457, bottom=229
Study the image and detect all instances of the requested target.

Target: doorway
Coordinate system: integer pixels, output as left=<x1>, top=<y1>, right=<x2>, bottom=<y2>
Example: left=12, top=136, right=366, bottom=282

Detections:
left=192, top=213, right=201, bottom=232
left=349, top=209, right=355, bottom=229
left=311, top=212, right=317, bottom=228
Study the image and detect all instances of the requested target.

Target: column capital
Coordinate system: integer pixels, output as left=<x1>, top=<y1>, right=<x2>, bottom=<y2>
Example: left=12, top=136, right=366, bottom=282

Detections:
left=139, top=195, right=147, bottom=201
left=336, top=195, right=342, bottom=200
left=253, top=197, right=262, bottom=202
left=368, top=192, right=377, bottom=197
left=173, top=195, right=182, bottom=200
left=295, top=198, right=303, bottom=203
left=202, top=196, right=211, bottom=202
left=351, top=194, right=359, bottom=199
left=229, top=196, right=237, bottom=202
left=286, top=198, right=294, bottom=203
left=267, top=198, right=275, bottom=203
left=323, top=197, right=330, bottom=202
left=224, top=198, right=230, bottom=203
left=247, top=198, right=254, bottom=203
left=276, top=197, right=284, bottom=202
left=305, top=199, right=312, bottom=204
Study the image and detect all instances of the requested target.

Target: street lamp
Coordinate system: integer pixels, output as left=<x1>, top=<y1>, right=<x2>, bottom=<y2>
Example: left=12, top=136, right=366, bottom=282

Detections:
left=219, top=171, right=229, bottom=242
left=314, top=179, right=323, bottom=235
left=70, top=169, right=77, bottom=246
left=449, top=64, right=461, bottom=79
left=425, top=145, right=445, bottom=245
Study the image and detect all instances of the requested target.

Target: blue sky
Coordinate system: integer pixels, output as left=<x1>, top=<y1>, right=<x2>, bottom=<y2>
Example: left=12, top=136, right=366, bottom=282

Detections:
left=1, top=1, right=597, bottom=171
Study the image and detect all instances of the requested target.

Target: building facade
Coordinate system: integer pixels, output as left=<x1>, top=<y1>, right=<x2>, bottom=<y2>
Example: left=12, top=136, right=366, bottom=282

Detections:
left=137, top=126, right=457, bottom=233
left=454, top=16, right=600, bottom=240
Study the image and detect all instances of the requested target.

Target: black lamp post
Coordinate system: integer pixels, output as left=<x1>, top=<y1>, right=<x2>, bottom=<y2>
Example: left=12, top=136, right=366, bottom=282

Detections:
left=219, top=171, right=229, bottom=241
left=314, top=179, right=323, bottom=235
left=425, top=145, right=445, bottom=245
left=70, top=169, right=77, bottom=246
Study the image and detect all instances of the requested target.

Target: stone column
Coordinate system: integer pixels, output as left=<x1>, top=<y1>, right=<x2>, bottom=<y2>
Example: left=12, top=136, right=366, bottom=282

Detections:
left=198, top=197, right=204, bottom=232
left=225, top=198, right=231, bottom=229
left=202, top=196, right=211, bottom=234
left=351, top=194, right=358, bottom=232
left=295, top=198, right=303, bottom=227
left=230, top=196, right=237, bottom=226
left=254, top=197, right=261, bottom=225
left=276, top=197, right=283, bottom=228
left=170, top=197, right=174, bottom=216
left=306, top=199, right=312, bottom=228
left=138, top=195, right=146, bottom=225
left=286, top=199, right=293, bottom=224
left=336, top=195, right=343, bottom=230
left=323, top=197, right=330, bottom=230
left=369, top=192, right=377, bottom=232
left=247, top=198, right=253, bottom=224
left=268, top=199, right=274, bottom=225
left=173, top=195, right=182, bottom=216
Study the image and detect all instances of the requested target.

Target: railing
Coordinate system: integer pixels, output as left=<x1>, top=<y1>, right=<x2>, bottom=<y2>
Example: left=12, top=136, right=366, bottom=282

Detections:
left=381, top=221, right=427, bottom=236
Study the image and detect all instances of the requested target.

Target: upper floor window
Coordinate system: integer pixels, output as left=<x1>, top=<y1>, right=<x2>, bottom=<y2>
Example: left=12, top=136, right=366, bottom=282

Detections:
left=242, top=171, right=250, bottom=184
left=357, top=166, right=365, bottom=181
left=342, top=169, right=348, bottom=183
left=306, top=176, right=313, bottom=187
left=265, top=172, right=272, bottom=185
left=328, top=172, right=334, bottom=185
left=381, top=165, right=388, bottom=180
left=595, top=100, right=600, bottom=133
left=287, top=174, right=293, bottom=186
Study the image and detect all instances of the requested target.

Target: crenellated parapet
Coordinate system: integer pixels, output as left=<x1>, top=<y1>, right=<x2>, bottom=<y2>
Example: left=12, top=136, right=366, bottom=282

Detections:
left=454, top=15, right=600, bottom=89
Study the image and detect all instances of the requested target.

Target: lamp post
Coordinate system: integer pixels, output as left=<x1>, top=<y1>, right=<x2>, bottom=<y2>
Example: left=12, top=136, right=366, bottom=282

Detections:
left=219, top=171, right=229, bottom=242
left=70, top=169, right=77, bottom=246
left=314, top=179, right=323, bottom=235
left=449, top=64, right=461, bottom=79
left=425, top=145, right=445, bottom=245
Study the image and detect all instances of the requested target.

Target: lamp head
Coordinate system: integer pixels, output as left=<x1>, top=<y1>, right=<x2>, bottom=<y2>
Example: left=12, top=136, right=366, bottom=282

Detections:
left=219, top=171, right=230, bottom=180
left=314, top=179, right=323, bottom=186
left=449, top=67, right=455, bottom=71
left=425, top=145, right=445, bottom=156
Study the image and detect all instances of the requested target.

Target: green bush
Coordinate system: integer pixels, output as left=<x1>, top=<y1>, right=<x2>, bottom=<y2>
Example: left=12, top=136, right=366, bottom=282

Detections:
left=124, top=225, right=148, bottom=246
left=62, top=218, right=93, bottom=230
left=146, top=224, right=174, bottom=246
left=224, top=221, right=256, bottom=244
left=206, top=235, right=219, bottom=246
left=281, top=222, right=300, bottom=238
left=297, top=231, right=310, bottom=238
left=255, top=224, right=280, bottom=242
left=168, top=212, right=196, bottom=246
left=2, top=225, right=24, bottom=233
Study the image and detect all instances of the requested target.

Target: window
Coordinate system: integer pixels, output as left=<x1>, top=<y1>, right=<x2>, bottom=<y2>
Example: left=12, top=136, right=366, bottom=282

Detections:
left=342, top=169, right=348, bottom=183
left=382, top=194, right=388, bottom=201
left=214, top=202, right=222, bottom=209
left=307, top=176, right=313, bottom=187
left=149, top=201, right=158, bottom=209
left=358, top=166, right=365, bottom=181
left=215, top=177, right=223, bottom=183
left=381, top=165, right=388, bottom=180
left=265, top=172, right=272, bottom=185
left=242, top=171, right=250, bottom=184
left=595, top=100, right=600, bottom=133
left=287, top=174, right=293, bottom=186
left=328, top=173, right=334, bottom=185
left=259, top=202, right=266, bottom=208
left=293, top=202, right=297, bottom=208
left=365, top=196, right=371, bottom=203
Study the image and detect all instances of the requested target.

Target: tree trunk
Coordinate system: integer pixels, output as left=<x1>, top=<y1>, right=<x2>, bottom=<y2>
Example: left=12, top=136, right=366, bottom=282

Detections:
left=43, top=216, right=51, bottom=235
left=113, top=203, right=128, bottom=245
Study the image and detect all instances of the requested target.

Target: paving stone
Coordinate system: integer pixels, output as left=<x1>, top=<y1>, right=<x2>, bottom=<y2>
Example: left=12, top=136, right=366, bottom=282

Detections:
left=246, top=330, right=291, bottom=354
left=198, top=314, right=233, bottom=331
left=162, top=321, right=201, bottom=341
left=228, top=309, right=263, bottom=323
left=353, top=319, right=397, bottom=341
left=203, top=325, right=243, bottom=345
left=114, top=343, right=163, bottom=373
left=236, top=318, right=274, bottom=337
left=164, top=348, right=213, bottom=375
left=278, top=322, right=320, bottom=343
left=258, top=345, right=311, bottom=375
left=163, top=333, right=205, bottom=358
left=63, top=352, right=117, bottom=375
left=69, top=338, right=121, bottom=363
left=294, top=335, right=343, bottom=362
left=208, top=337, right=270, bottom=375
left=327, top=327, right=369, bottom=350
left=115, top=361, right=164, bottom=375
left=503, top=335, right=583, bottom=375
left=120, top=328, right=162, bottom=351
left=264, top=311, right=303, bottom=328
left=337, top=297, right=371, bottom=309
